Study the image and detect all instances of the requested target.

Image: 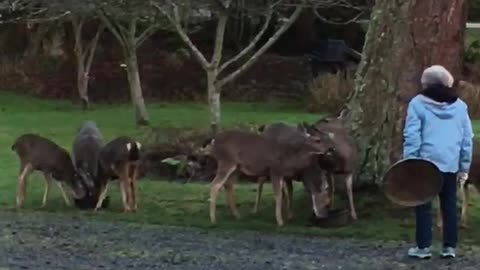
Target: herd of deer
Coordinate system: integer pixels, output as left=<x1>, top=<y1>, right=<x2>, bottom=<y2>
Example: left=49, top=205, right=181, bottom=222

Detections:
left=12, top=121, right=142, bottom=213
left=10, top=117, right=480, bottom=229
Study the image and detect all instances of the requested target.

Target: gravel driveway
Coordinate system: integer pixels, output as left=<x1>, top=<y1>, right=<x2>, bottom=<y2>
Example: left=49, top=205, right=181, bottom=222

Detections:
left=0, top=211, right=479, bottom=270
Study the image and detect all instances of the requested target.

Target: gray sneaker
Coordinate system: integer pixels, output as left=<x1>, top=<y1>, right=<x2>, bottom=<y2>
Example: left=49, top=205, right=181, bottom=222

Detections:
left=440, top=247, right=456, bottom=258
left=408, top=247, right=432, bottom=259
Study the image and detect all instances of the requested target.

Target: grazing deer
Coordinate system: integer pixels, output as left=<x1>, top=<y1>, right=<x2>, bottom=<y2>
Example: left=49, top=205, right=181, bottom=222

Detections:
left=72, top=121, right=104, bottom=193
left=95, top=136, right=142, bottom=212
left=437, top=139, right=480, bottom=229
left=208, top=129, right=334, bottom=226
left=12, top=134, right=87, bottom=208
left=302, top=116, right=358, bottom=220
left=253, top=122, right=334, bottom=220
left=72, top=121, right=108, bottom=209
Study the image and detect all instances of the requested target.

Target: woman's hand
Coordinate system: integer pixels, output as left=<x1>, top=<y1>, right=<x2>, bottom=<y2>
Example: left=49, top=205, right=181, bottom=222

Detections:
left=457, top=172, right=469, bottom=185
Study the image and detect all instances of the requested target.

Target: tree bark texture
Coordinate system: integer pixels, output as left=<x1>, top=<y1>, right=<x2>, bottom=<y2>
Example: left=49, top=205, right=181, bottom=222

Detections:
left=207, top=69, right=221, bottom=133
left=344, top=0, right=467, bottom=186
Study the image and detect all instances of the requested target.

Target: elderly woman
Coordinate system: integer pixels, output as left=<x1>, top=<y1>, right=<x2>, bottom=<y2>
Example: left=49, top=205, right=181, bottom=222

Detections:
left=403, top=65, right=474, bottom=259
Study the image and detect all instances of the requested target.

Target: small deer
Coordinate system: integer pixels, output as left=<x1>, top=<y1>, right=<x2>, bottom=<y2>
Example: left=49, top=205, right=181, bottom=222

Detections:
left=302, top=116, right=358, bottom=220
left=208, top=129, right=334, bottom=226
left=12, top=134, right=87, bottom=208
left=95, top=136, right=142, bottom=212
left=437, top=139, right=480, bottom=229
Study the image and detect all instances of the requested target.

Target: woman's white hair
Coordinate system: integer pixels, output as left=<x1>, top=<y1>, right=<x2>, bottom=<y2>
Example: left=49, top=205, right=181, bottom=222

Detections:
left=420, top=65, right=454, bottom=89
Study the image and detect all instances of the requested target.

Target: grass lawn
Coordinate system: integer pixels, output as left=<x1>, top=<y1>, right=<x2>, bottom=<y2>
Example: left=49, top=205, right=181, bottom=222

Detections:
left=1, top=93, right=480, bottom=245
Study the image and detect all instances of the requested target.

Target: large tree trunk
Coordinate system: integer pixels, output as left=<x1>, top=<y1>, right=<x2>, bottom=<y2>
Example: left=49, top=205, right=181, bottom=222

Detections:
left=207, top=69, right=221, bottom=134
left=126, top=52, right=150, bottom=126
left=344, top=0, right=467, bottom=186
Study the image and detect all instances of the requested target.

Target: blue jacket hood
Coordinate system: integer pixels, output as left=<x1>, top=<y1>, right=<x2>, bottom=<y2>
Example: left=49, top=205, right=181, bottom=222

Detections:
left=417, top=94, right=465, bottom=120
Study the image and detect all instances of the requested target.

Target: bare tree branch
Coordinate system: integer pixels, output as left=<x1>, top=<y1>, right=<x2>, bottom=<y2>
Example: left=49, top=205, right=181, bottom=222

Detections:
left=312, top=0, right=367, bottom=25
left=219, top=8, right=273, bottom=74
left=218, top=4, right=304, bottom=87
left=72, top=15, right=85, bottom=57
left=135, top=23, right=160, bottom=48
left=85, top=24, right=105, bottom=71
left=97, top=9, right=129, bottom=48
left=210, top=0, right=232, bottom=67
left=152, top=0, right=210, bottom=69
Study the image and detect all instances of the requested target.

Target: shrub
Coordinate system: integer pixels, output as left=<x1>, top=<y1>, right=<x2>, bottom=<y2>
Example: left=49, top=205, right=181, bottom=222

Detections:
left=306, top=71, right=354, bottom=113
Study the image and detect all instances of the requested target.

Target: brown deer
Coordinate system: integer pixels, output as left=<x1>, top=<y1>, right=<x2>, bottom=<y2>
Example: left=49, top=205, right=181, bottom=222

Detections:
left=437, top=139, right=480, bottom=229
left=94, top=136, right=142, bottom=212
left=208, top=129, right=334, bottom=226
left=302, top=116, right=358, bottom=220
left=253, top=122, right=333, bottom=220
left=12, top=134, right=87, bottom=208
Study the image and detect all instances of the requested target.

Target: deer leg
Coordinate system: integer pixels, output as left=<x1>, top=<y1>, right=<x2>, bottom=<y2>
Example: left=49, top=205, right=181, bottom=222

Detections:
left=461, top=182, right=469, bottom=229
left=56, top=182, right=72, bottom=207
left=209, top=163, right=236, bottom=224
left=328, top=173, right=335, bottom=210
left=224, top=173, right=240, bottom=219
left=124, top=174, right=133, bottom=212
left=119, top=178, right=131, bottom=213
left=119, top=180, right=130, bottom=213
left=285, top=179, right=294, bottom=220
left=114, top=165, right=131, bottom=213
left=130, top=164, right=138, bottom=211
left=271, top=176, right=284, bottom=226
left=94, top=183, right=109, bottom=211
left=252, top=176, right=266, bottom=214
left=41, top=173, right=52, bottom=208
left=345, top=173, right=357, bottom=220
left=16, top=163, right=32, bottom=209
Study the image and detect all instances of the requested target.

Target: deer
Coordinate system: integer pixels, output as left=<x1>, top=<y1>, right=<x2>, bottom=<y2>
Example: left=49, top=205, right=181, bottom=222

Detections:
left=72, top=121, right=106, bottom=209
left=94, top=136, right=142, bottom=213
left=12, top=133, right=87, bottom=208
left=437, top=139, right=480, bottom=229
left=301, top=116, right=358, bottom=220
left=207, top=129, right=335, bottom=226
left=252, top=122, right=334, bottom=220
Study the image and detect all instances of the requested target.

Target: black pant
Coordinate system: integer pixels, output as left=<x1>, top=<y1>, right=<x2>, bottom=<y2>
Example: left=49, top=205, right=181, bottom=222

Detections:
left=415, top=172, right=457, bottom=248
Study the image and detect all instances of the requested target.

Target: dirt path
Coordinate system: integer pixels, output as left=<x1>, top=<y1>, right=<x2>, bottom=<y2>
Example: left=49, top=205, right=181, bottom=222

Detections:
left=0, top=211, right=478, bottom=270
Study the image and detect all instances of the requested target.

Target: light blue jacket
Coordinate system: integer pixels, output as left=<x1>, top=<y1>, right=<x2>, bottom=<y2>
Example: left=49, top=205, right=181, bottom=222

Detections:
left=403, top=95, right=474, bottom=173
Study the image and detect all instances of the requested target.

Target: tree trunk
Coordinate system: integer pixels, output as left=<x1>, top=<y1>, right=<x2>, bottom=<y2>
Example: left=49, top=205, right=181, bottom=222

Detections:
left=76, top=62, right=89, bottom=110
left=207, top=69, right=221, bottom=134
left=344, top=0, right=467, bottom=186
left=126, top=52, right=150, bottom=126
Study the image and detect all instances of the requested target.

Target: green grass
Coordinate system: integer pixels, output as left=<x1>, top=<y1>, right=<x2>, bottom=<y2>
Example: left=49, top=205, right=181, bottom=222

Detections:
left=1, top=92, right=480, bottom=245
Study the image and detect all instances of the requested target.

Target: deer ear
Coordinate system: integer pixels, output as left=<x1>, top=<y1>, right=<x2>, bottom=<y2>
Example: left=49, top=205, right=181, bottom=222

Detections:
left=136, top=142, right=142, bottom=150
left=126, top=143, right=132, bottom=151
left=327, top=132, right=335, bottom=139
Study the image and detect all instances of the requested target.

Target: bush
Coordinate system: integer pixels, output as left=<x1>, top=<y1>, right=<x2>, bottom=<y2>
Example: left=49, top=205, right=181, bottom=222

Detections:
left=306, top=71, right=354, bottom=113
left=458, top=80, right=480, bottom=118
left=465, top=40, right=480, bottom=64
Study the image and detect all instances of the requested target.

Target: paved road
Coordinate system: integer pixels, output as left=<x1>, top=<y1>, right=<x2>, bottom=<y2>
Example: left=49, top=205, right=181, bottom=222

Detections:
left=0, top=211, right=478, bottom=270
